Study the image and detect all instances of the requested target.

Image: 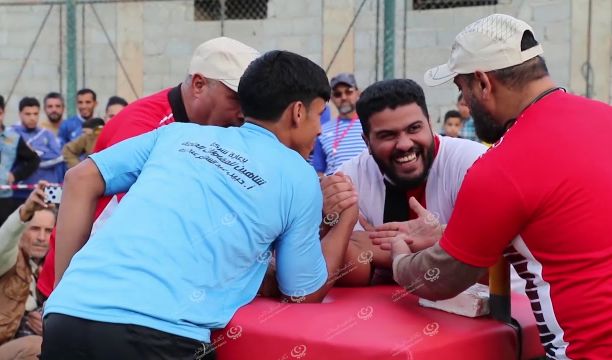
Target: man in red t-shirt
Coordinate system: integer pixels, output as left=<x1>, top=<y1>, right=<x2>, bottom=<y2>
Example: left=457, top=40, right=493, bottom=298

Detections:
left=37, top=37, right=259, bottom=297
left=376, top=15, right=612, bottom=359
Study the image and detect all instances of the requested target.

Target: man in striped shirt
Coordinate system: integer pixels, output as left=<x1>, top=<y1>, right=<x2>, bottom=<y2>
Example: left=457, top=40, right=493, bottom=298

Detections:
left=312, top=73, right=367, bottom=175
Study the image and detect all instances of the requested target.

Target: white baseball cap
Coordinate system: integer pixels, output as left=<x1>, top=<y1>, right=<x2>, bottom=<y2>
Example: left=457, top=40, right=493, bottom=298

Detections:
left=424, top=14, right=543, bottom=87
left=188, top=37, right=260, bottom=92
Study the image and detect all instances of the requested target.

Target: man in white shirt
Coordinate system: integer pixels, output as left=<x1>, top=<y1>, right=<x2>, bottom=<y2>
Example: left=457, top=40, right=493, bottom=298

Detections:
left=332, top=79, right=523, bottom=291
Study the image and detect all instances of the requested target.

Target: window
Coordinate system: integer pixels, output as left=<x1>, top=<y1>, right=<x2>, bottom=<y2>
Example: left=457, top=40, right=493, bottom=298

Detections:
left=194, top=0, right=268, bottom=21
left=413, top=0, right=498, bottom=10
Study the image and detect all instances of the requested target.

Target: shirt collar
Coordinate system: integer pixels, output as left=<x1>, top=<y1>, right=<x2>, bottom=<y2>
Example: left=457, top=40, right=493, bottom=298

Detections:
left=168, top=84, right=190, bottom=123
left=242, top=122, right=278, bottom=140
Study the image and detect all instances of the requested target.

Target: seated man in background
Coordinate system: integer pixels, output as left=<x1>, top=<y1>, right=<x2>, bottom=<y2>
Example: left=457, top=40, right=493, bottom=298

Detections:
left=42, top=50, right=357, bottom=359
left=0, top=182, right=55, bottom=360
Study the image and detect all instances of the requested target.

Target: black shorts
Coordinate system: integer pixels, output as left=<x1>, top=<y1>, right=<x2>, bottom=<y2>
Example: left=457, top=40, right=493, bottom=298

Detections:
left=41, top=313, right=216, bottom=360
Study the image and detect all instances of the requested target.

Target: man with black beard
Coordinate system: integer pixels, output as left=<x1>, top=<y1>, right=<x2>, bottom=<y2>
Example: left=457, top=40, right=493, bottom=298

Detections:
left=377, top=14, right=612, bottom=359
left=328, top=79, right=488, bottom=287
left=312, top=73, right=367, bottom=175
left=40, top=93, right=65, bottom=136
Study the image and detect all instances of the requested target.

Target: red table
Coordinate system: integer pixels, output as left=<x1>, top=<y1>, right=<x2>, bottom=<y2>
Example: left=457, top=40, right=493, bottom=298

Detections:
left=214, top=286, right=544, bottom=360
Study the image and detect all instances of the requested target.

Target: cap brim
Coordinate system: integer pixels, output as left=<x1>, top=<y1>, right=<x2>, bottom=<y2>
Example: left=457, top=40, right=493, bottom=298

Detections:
left=424, top=63, right=457, bottom=87
left=219, top=79, right=239, bottom=92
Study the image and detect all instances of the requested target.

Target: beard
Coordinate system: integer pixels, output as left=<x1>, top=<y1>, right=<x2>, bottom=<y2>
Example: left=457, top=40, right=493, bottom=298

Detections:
left=47, top=113, right=62, bottom=123
left=338, top=102, right=355, bottom=117
left=371, top=139, right=435, bottom=190
left=468, top=98, right=508, bottom=143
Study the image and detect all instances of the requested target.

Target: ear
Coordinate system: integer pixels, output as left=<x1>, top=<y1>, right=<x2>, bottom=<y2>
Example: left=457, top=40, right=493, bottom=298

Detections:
left=474, top=71, right=493, bottom=100
left=191, top=74, right=207, bottom=96
left=361, top=132, right=372, bottom=154
left=290, top=101, right=305, bottom=128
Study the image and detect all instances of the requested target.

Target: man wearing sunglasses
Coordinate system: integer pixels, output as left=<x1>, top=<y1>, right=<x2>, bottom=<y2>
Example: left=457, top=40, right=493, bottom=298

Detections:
left=312, top=73, right=367, bottom=176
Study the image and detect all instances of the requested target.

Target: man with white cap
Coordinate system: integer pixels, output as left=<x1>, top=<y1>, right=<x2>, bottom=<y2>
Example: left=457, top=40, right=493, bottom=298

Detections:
left=376, top=14, right=612, bottom=359
left=36, top=37, right=260, bottom=300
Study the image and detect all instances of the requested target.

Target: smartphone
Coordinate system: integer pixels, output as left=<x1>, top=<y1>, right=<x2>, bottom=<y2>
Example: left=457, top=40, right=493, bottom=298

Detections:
left=44, top=185, right=63, bottom=204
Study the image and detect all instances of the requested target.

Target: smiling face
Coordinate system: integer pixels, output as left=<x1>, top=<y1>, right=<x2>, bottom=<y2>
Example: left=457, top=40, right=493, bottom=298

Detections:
left=364, top=103, right=435, bottom=189
left=77, top=93, right=97, bottom=120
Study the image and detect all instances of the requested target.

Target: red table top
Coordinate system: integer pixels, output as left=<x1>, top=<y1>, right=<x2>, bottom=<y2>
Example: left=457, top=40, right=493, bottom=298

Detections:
left=214, top=286, right=544, bottom=360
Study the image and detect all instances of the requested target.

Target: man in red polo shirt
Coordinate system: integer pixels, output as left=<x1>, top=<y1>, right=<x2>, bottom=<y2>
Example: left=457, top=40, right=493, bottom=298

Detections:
left=37, top=37, right=259, bottom=297
left=378, top=14, right=612, bottom=359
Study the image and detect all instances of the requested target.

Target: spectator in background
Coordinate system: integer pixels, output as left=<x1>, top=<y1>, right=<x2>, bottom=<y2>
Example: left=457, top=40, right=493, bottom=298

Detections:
left=0, top=182, right=55, bottom=360
left=457, top=93, right=478, bottom=141
left=441, top=110, right=463, bottom=138
left=104, top=96, right=128, bottom=122
left=312, top=73, right=366, bottom=175
left=58, top=88, right=97, bottom=145
left=40, top=93, right=65, bottom=136
left=10, top=97, right=64, bottom=207
left=0, top=95, right=40, bottom=225
left=62, top=118, right=105, bottom=169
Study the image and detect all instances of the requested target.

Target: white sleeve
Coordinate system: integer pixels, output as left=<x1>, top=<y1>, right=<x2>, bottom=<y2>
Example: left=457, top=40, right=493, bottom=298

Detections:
left=0, top=208, right=26, bottom=276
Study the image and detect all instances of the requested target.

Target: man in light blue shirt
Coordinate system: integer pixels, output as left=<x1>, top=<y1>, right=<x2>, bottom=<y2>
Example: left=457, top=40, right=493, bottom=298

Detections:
left=42, top=51, right=358, bottom=360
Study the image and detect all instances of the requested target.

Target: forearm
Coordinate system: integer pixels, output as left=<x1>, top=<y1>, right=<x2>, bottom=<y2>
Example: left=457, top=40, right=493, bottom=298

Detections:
left=320, top=216, right=357, bottom=286
left=0, top=208, right=27, bottom=276
left=55, top=159, right=105, bottom=285
left=393, top=242, right=486, bottom=301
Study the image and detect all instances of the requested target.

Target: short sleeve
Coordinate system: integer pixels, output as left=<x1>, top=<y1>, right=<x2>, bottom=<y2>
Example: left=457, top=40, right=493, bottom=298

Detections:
left=274, top=170, right=328, bottom=297
left=440, top=160, right=527, bottom=267
left=89, top=128, right=159, bottom=196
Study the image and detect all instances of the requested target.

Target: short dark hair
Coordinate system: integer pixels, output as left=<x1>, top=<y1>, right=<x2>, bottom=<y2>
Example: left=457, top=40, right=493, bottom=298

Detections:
left=0, top=95, right=4, bottom=111
left=356, top=79, right=429, bottom=134
left=19, top=97, right=40, bottom=112
left=444, top=110, right=462, bottom=123
left=44, top=92, right=64, bottom=106
left=106, top=96, right=128, bottom=110
left=238, top=50, right=330, bottom=121
left=83, top=117, right=105, bottom=129
left=77, top=88, right=97, bottom=101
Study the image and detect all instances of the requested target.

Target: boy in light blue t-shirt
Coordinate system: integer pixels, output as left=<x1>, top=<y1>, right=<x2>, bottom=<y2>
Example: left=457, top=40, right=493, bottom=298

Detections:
left=42, top=51, right=358, bottom=359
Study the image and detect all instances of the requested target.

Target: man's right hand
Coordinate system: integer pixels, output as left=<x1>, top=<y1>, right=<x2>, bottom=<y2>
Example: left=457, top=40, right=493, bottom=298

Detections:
left=19, top=181, right=50, bottom=222
left=320, top=171, right=357, bottom=218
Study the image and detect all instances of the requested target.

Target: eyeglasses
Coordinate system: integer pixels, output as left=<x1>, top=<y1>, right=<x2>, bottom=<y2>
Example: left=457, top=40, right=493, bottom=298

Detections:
left=332, top=88, right=355, bottom=98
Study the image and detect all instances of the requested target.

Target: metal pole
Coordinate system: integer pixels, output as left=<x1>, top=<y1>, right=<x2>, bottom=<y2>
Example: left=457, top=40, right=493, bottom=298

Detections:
left=66, top=0, right=77, bottom=117
left=383, top=0, right=395, bottom=80
left=375, top=0, right=380, bottom=81
left=220, top=0, right=225, bottom=36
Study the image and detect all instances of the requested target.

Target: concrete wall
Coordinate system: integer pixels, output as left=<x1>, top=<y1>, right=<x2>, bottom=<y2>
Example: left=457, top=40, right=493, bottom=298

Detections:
left=0, top=0, right=610, bottom=130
